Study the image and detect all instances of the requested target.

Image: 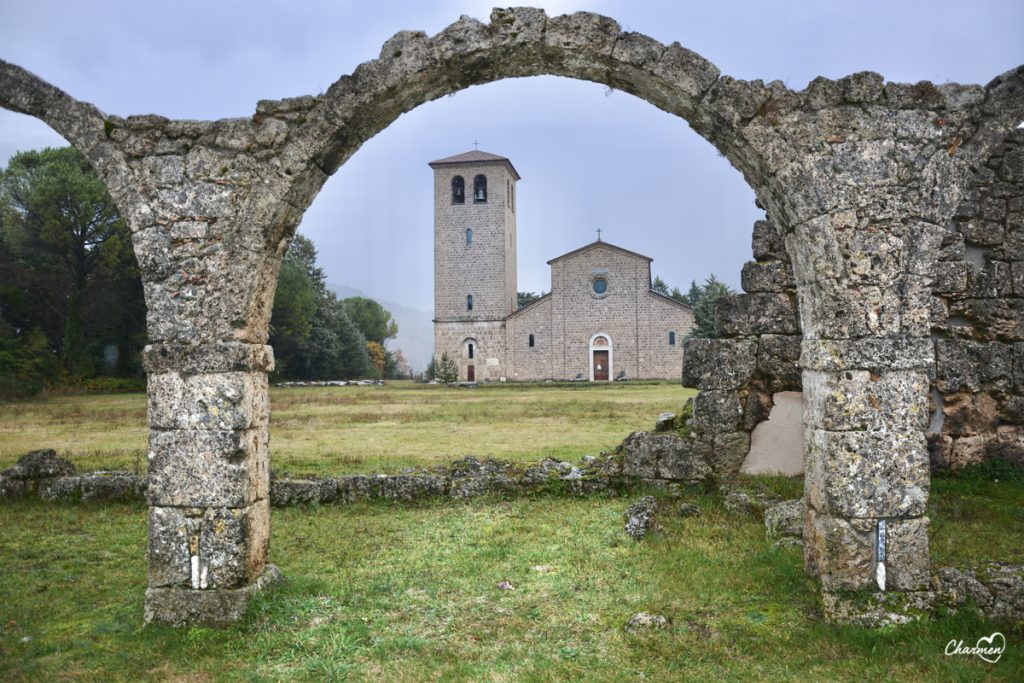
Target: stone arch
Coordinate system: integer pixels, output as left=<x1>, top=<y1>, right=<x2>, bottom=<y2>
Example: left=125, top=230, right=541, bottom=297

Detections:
left=2, top=7, right=1021, bottom=626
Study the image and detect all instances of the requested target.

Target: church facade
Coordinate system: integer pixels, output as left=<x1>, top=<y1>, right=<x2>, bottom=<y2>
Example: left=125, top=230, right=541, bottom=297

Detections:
left=430, top=150, right=694, bottom=382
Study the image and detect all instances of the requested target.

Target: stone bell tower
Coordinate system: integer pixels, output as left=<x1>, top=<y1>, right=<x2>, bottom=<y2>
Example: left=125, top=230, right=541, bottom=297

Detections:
left=429, top=150, right=520, bottom=381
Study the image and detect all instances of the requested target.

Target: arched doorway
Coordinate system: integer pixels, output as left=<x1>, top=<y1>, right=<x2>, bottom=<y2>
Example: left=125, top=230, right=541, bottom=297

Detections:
left=589, top=333, right=612, bottom=382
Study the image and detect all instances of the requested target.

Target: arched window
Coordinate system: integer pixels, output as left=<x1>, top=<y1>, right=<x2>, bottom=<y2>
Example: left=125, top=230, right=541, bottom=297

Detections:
left=466, top=228, right=473, bottom=246
left=473, top=174, right=487, bottom=203
left=467, top=294, right=473, bottom=311
left=528, top=334, right=535, bottom=348
left=669, top=331, right=676, bottom=345
left=452, top=176, right=465, bottom=204
left=468, top=343, right=474, bottom=359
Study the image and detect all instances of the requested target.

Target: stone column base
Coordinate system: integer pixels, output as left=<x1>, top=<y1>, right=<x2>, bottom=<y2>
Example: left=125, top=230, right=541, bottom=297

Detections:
left=822, top=590, right=935, bottom=627
left=144, top=564, right=282, bottom=627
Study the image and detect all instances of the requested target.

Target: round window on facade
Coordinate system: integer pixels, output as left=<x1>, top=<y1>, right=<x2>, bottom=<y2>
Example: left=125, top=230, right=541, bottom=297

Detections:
left=592, top=277, right=608, bottom=296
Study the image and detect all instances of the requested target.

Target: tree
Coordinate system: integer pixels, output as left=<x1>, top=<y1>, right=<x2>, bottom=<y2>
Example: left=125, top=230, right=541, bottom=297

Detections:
left=517, top=291, right=543, bottom=308
left=433, top=352, right=459, bottom=385
left=269, top=235, right=372, bottom=380
left=651, top=275, right=670, bottom=297
left=268, top=258, right=316, bottom=373
left=0, top=147, right=145, bottom=380
left=366, top=340, right=387, bottom=376
left=690, top=275, right=735, bottom=338
left=342, top=297, right=397, bottom=345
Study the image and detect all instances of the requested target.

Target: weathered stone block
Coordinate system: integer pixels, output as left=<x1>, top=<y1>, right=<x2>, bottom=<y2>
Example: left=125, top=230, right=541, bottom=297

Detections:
left=682, top=338, right=756, bottom=389
left=710, top=431, right=751, bottom=477
left=715, top=293, right=799, bottom=337
left=269, top=478, right=321, bottom=507
left=144, top=564, right=280, bottom=627
left=936, top=339, right=1013, bottom=392
left=617, top=431, right=712, bottom=482
left=148, top=500, right=269, bottom=590
left=148, top=427, right=268, bottom=508
left=806, top=508, right=927, bottom=592
left=886, top=516, right=931, bottom=591
left=0, top=475, right=27, bottom=499
left=941, top=391, right=1000, bottom=436
left=692, top=389, right=744, bottom=434
left=756, top=335, right=802, bottom=389
left=800, top=338, right=934, bottom=372
left=147, top=371, right=269, bottom=431
left=804, top=507, right=874, bottom=592
left=38, top=476, right=82, bottom=502
left=803, top=369, right=930, bottom=432
left=796, top=278, right=931, bottom=339
left=1, top=449, right=76, bottom=479
left=81, top=473, right=145, bottom=501
left=751, top=219, right=786, bottom=261
left=142, top=342, right=275, bottom=374
left=764, top=499, right=805, bottom=538
left=378, top=475, right=446, bottom=501
left=337, top=475, right=375, bottom=502
left=804, top=429, right=929, bottom=518
left=741, top=260, right=794, bottom=293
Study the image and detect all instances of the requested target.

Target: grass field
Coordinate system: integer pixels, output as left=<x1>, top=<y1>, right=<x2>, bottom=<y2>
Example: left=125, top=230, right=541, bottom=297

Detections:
left=1, top=477, right=1022, bottom=681
left=1, top=385, right=1022, bottom=679
left=0, top=381, right=696, bottom=476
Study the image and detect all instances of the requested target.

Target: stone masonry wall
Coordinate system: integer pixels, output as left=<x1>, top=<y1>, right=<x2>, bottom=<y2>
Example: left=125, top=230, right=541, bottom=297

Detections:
left=682, top=217, right=802, bottom=473
left=929, top=128, right=1024, bottom=470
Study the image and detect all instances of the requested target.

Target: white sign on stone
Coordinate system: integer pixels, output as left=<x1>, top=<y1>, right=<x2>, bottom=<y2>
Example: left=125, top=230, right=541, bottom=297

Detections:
left=487, top=358, right=499, bottom=366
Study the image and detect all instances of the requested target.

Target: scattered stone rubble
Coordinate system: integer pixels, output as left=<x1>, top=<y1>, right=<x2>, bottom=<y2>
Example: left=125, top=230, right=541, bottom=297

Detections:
left=625, top=612, right=669, bottom=631
left=623, top=496, right=660, bottom=540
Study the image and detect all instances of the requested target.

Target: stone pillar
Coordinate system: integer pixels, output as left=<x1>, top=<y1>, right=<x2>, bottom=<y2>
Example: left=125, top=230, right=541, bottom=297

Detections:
left=800, top=338, right=934, bottom=598
left=142, top=342, right=276, bottom=626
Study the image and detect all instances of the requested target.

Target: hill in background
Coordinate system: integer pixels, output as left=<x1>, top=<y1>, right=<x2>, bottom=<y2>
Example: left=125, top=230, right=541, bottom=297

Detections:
left=329, top=284, right=433, bottom=373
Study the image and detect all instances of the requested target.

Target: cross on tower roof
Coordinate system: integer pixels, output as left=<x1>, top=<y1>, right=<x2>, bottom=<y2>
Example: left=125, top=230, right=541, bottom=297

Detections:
left=596, top=228, right=603, bottom=241
left=473, top=140, right=479, bottom=150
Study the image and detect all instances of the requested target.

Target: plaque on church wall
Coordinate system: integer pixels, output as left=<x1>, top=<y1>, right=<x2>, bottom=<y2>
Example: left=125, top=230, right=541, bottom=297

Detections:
left=487, top=358, right=499, bottom=366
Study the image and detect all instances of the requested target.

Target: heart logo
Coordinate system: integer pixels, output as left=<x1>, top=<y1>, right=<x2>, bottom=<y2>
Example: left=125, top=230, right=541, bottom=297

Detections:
left=975, top=632, right=1006, bottom=664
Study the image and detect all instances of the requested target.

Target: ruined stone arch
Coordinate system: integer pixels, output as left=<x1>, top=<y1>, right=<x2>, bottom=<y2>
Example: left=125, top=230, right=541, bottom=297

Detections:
left=1, top=7, right=1021, bottom=626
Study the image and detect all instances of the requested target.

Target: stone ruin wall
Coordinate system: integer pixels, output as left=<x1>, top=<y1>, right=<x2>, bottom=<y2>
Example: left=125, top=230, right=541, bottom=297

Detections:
left=930, top=128, right=1024, bottom=471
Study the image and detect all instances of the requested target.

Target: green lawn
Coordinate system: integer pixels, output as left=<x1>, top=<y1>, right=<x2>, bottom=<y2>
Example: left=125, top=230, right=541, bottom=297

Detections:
left=0, top=381, right=696, bottom=476
left=1, top=480, right=1022, bottom=681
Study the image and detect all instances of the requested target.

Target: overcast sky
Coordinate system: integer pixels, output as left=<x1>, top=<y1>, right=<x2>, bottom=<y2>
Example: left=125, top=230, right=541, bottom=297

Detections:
left=2, top=1, right=1021, bottom=311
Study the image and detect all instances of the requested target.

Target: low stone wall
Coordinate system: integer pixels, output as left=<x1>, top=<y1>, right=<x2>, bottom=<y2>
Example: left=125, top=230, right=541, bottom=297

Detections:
left=0, top=432, right=715, bottom=507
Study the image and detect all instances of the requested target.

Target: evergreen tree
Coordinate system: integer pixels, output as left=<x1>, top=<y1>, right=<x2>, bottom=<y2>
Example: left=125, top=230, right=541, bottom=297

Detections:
left=434, top=352, right=459, bottom=385
left=651, top=275, right=670, bottom=296
left=691, top=275, right=735, bottom=338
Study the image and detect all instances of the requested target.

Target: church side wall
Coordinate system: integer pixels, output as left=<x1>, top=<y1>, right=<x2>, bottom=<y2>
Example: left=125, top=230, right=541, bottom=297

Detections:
left=506, top=297, right=554, bottom=380
left=638, top=293, right=693, bottom=380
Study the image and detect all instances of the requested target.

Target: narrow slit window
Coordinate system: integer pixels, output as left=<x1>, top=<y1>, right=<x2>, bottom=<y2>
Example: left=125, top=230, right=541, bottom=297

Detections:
left=669, top=331, right=676, bottom=345
left=466, top=228, right=472, bottom=246
left=452, top=176, right=465, bottom=204
left=467, top=294, right=473, bottom=311
left=528, top=334, right=535, bottom=348
left=473, top=174, right=487, bottom=202
left=468, top=343, right=474, bottom=359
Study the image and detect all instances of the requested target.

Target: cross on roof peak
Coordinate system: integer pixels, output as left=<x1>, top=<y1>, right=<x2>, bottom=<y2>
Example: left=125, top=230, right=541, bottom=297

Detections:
left=596, top=228, right=603, bottom=241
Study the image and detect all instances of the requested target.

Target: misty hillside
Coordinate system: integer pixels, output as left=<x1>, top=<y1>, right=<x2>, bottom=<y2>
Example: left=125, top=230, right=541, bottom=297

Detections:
left=328, top=284, right=433, bottom=373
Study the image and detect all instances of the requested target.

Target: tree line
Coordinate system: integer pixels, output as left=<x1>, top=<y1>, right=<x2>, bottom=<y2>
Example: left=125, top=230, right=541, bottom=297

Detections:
left=0, top=147, right=406, bottom=398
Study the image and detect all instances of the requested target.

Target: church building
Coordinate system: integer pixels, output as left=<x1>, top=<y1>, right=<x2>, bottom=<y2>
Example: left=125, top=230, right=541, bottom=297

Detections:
left=430, top=150, right=694, bottom=382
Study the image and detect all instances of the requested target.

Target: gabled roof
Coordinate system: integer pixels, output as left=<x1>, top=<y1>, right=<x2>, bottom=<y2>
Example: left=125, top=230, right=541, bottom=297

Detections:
left=428, top=150, right=521, bottom=180
left=504, top=292, right=552, bottom=320
left=546, top=240, right=653, bottom=266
